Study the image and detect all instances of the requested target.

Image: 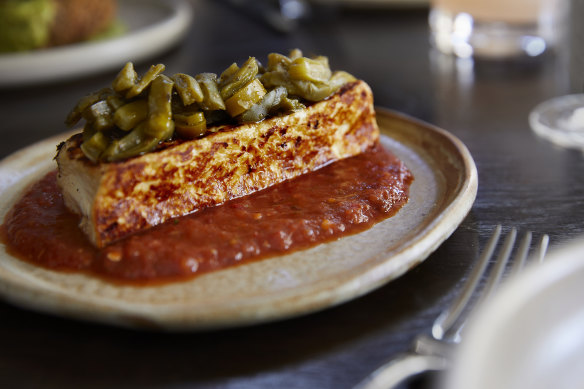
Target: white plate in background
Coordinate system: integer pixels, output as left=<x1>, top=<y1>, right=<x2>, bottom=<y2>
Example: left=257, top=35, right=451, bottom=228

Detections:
left=447, top=237, right=584, bottom=389
left=0, top=0, right=192, bottom=87
left=311, top=0, right=428, bottom=8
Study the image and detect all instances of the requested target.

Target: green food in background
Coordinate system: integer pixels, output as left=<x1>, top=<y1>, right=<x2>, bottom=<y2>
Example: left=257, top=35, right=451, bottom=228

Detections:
left=0, top=0, right=124, bottom=53
left=0, top=0, right=56, bottom=52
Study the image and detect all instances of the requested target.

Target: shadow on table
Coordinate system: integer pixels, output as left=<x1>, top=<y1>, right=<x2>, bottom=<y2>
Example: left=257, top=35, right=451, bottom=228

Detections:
left=0, top=221, right=480, bottom=389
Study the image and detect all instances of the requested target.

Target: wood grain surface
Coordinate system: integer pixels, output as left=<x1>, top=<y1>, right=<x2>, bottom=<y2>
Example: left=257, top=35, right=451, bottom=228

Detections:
left=0, top=1, right=581, bottom=388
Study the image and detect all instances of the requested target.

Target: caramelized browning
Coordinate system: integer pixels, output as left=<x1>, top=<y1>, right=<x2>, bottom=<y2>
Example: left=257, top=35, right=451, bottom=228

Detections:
left=56, top=81, right=379, bottom=247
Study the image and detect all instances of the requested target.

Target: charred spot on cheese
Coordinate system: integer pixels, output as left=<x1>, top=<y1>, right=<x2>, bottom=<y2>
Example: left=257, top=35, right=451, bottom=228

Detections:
left=56, top=78, right=379, bottom=247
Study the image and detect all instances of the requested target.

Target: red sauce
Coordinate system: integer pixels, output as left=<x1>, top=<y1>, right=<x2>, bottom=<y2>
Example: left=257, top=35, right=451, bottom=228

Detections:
left=1, top=144, right=412, bottom=284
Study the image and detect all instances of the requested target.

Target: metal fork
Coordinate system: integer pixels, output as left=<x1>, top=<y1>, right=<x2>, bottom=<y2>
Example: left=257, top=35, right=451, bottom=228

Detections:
left=354, top=225, right=549, bottom=389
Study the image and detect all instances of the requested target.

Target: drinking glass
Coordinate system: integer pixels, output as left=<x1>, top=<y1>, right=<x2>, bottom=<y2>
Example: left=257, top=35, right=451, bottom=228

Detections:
left=429, top=0, right=568, bottom=59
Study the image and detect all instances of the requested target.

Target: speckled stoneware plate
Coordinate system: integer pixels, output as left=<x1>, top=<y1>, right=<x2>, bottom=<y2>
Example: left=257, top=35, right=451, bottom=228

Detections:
left=0, top=109, right=477, bottom=331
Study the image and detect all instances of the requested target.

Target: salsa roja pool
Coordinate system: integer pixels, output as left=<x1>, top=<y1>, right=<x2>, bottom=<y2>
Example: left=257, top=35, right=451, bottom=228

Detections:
left=1, top=144, right=413, bottom=284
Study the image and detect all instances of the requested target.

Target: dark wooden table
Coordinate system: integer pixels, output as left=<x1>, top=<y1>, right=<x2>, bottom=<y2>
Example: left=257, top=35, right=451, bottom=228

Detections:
left=1, top=1, right=582, bottom=388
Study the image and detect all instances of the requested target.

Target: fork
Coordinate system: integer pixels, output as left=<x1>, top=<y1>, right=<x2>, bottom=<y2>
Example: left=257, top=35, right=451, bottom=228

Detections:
left=354, top=225, right=550, bottom=389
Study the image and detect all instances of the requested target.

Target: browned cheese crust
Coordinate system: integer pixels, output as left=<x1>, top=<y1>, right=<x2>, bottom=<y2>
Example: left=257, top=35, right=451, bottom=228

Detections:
left=56, top=80, right=379, bottom=247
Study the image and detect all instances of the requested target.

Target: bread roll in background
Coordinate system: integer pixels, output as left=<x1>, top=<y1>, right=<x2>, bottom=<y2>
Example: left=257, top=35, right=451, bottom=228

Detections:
left=49, top=0, right=117, bottom=47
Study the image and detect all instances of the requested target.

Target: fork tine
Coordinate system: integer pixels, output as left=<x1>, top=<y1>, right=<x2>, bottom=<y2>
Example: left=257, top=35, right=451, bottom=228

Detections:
left=479, top=227, right=517, bottom=301
left=509, top=231, right=532, bottom=276
left=536, top=234, right=549, bottom=263
left=510, top=232, right=549, bottom=276
left=431, top=225, right=502, bottom=340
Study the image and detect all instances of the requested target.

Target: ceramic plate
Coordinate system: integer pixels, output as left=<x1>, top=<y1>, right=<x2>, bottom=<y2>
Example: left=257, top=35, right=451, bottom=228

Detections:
left=0, top=109, right=477, bottom=331
left=447, top=237, right=584, bottom=389
left=0, top=0, right=192, bottom=87
left=311, top=0, right=428, bottom=8
left=529, top=94, right=584, bottom=151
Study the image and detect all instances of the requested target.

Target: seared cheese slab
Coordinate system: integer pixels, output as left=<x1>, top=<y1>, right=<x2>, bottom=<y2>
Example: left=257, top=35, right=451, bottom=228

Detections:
left=56, top=80, right=379, bottom=247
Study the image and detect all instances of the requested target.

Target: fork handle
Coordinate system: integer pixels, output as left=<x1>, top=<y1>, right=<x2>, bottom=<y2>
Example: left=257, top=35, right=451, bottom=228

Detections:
left=353, top=353, right=449, bottom=389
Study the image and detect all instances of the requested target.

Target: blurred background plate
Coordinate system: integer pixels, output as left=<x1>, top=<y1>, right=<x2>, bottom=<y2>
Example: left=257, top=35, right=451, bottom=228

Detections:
left=447, top=237, right=584, bottom=389
left=0, top=0, right=192, bottom=88
left=310, top=0, right=428, bottom=8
